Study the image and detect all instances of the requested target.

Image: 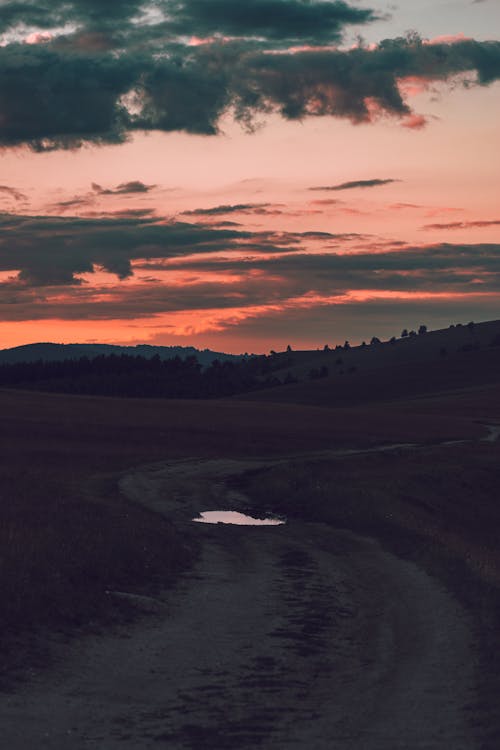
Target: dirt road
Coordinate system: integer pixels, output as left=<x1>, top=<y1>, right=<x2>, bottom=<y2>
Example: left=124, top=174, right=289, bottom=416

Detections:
left=0, top=454, right=488, bottom=748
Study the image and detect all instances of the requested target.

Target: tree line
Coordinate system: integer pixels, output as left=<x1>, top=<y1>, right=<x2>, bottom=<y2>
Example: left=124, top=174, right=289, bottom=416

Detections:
left=0, top=352, right=287, bottom=399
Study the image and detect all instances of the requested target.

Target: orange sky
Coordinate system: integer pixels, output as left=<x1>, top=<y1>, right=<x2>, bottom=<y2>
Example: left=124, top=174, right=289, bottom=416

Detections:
left=0, top=1, right=499, bottom=352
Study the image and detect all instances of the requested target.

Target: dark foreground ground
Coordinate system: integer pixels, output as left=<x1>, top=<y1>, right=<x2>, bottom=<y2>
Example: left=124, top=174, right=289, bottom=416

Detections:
left=0, top=383, right=499, bottom=747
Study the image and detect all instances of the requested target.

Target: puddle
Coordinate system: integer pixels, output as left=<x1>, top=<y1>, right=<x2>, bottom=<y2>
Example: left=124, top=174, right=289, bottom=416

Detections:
left=193, top=511, right=285, bottom=526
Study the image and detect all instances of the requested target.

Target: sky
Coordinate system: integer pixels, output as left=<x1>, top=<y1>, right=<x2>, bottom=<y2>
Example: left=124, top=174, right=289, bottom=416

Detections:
left=0, top=0, right=499, bottom=353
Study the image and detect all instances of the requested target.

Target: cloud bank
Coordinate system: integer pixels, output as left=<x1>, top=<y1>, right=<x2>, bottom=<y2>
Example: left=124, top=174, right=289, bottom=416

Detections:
left=0, top=210, right=498, bottom=329
left=0, top=0, right=497, bottom=149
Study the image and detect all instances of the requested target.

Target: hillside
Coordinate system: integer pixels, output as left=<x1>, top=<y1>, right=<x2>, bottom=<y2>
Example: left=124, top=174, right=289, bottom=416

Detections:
left=0, top=318, right=499, bottom=404
left=266, top=318, right=500, bottom=379
left=240, top=318, right=500, bottom=406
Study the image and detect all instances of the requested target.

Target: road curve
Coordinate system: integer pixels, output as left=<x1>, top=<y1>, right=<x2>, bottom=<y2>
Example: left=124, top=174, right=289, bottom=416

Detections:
left=0, top=457, right=484, bottom=749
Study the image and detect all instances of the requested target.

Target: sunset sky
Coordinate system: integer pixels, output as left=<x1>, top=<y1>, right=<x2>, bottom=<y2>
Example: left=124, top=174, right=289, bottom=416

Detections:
left=0, top=0, right=499, bottom=353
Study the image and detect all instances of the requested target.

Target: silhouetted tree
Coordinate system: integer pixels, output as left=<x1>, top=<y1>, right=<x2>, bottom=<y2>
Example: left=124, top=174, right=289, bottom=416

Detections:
left=418, top=324, right=427, bottom=335
left=401, top=329, right=409, bottom=337
left=370, top=336, right=381, bottom=345
left=343, top=340, right=350, bottom=350
left=409, top=330, right=417, bottom=337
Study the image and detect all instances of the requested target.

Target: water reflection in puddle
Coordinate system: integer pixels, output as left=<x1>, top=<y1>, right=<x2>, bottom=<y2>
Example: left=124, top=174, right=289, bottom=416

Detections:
left=193, top=511, right=285, bottom=526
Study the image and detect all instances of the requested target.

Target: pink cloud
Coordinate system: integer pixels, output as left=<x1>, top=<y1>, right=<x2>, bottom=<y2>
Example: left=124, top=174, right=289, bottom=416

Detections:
left=402, top=114, right=428, bottom=130
left=388, top=203, right=423, bottom=210
left=424, top=33, right=473, bottom=46
left=424, top=206, right=463, bottom=218
left=25, top=31, right=53, bottom=45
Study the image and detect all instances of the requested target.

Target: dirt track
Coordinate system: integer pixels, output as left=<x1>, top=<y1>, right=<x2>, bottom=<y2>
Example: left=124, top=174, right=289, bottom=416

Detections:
left=0, top=454, right=489, bottom=749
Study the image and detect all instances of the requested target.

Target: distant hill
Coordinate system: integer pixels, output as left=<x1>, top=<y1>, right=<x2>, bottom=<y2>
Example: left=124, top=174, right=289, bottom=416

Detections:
left=263, top=319, right=500, bottom=381
left=238, top=318, right=500, bottom=407
left=1, top=318, right=499, bottom=404
left=0, top=343, right=248, bottom=368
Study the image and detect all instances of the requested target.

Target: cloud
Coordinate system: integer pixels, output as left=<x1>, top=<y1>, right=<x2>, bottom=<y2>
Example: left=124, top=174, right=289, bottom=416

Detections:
left=423, top=219, right=500, bottom=230
left=0, top=210, right=309, bottom=286
left=181, top=203, right=275, bottom=216
left=0, top=1, right=144, bottom=35
left=47, top=180, right=157, bottom=213
left=0, top=44, right=138, bottom=150
left=0, top=1, right=377, bottom=44
left=0, top=185, right=27, bottom=201
left=163, top=0, right=378, bottom=44
left=401, top=113, right=427, bottom=129
left=388, top=202, right=422, bottom=210
left=49, top=196, right=95, bottom=212
left=81, top=208, right=157, bottom=219
left=182, top=243, right=500, bottom=286
left=309, top=179, right=399, bottom=192
left=309, top=199, right=342, bottom=206
left=92, top=180, right=156, bottom=195
left=1, top=236, right=499, bottom=327
left=0, top=30, right=498, bottom=149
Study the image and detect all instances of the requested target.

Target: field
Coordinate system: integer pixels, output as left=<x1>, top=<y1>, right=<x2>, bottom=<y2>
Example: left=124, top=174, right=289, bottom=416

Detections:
left=0, top=373, right=498, bottom=678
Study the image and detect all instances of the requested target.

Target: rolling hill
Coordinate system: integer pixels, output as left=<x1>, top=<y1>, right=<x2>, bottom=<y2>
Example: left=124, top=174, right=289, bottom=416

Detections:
left=0, top=342, right=248, bottom=368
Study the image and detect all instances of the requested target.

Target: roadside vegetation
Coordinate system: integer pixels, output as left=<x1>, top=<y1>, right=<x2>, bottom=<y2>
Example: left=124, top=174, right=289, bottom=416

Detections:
left=237, top=443, right=500, bottom=591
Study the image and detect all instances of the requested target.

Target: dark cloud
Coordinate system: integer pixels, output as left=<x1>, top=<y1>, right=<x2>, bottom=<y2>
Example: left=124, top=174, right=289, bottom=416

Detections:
left=164, top=0, right=378, bottom=44
left=48, top=181, right=156, bottom=212
left=0, top=211, right=304, bottom=286
left=178, top=242, right=500, bottom=285
left=0, top=1, right=144, bottom=34
left=49, top=196, right=95, bottom=212
left=181, top=203, right=275, bottom=216
left=81, top=208, right=157, bottom=219
left=197, top=220, right=243, bottom=227
left=423, top=219, right=500, bottom=230
left=0, top=235, right=499, bottom=326
left=0, top=1, right=377, bottom=43
left=0, top=44, right=138, bottom=150
left=92, top=180, right=156, bottom=195
left=0, top=33, right=499, bottom=149
left=309, top=179, right=399, bottom=191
